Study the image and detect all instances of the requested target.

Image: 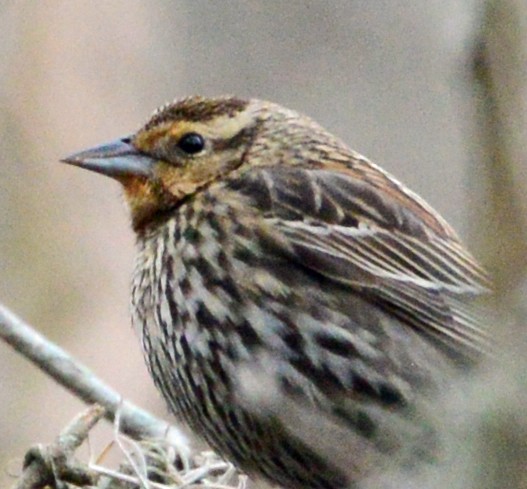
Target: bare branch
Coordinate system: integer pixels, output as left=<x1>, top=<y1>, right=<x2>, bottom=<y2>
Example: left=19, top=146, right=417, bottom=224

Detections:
left=0, top=303, right=187, bottom=446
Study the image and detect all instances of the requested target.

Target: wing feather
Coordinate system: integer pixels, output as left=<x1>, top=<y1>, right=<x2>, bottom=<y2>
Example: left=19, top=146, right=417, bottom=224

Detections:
left=227, top=165, right=491, bottom=361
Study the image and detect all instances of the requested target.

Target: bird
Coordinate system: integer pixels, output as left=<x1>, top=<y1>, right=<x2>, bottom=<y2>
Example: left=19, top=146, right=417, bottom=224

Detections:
left=62, top=96, right=490, bottom=489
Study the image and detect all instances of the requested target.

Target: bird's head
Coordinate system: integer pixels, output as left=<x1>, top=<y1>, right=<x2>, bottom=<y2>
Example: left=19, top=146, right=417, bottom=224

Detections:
left=63, top=96, right=321, bottom=231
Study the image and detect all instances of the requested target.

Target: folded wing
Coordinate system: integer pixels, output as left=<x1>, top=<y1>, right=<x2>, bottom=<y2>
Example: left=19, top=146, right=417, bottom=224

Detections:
left=228, top=163, right=491, bottom=363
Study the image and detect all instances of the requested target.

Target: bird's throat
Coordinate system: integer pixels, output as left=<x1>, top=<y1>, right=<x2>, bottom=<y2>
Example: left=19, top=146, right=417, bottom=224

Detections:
left=121, top=176, right=179, bottom=233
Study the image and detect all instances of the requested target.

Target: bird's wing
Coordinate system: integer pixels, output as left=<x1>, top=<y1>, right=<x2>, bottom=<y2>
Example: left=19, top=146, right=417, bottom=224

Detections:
left=227, top=163, right=491, bottom=362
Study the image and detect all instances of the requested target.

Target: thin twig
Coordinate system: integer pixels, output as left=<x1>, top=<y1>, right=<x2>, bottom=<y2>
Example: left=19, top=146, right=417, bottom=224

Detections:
left=0, top=302, right=187, bottom=446
left=114, top=407, right=152, bottom=489
left=89, top=464, right=169, bottom=489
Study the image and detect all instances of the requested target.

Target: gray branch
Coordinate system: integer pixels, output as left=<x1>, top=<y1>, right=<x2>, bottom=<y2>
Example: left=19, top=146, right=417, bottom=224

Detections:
left=0, top=303, right=187, bottom=447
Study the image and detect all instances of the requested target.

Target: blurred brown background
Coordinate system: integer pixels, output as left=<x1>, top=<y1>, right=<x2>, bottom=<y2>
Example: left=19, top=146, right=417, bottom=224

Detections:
left=1, top=1, right=526, bottom=488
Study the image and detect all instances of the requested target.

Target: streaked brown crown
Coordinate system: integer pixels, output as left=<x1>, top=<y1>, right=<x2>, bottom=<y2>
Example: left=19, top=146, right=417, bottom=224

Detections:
left=143, top=96, right=249, bottom=128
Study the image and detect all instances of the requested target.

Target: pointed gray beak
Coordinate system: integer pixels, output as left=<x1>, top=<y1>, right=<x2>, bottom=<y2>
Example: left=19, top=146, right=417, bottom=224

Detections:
left=61, top=138, right=155, bottom=178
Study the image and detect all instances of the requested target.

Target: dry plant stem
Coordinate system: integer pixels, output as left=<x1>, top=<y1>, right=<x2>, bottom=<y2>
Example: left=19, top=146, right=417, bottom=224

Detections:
left=471, top=0, right=527, bottom=295
left=0, top=303, right=186, bottom=444
left=89, top=464, right=168, bottom=489
left=13, top=405, right=105, bottom=489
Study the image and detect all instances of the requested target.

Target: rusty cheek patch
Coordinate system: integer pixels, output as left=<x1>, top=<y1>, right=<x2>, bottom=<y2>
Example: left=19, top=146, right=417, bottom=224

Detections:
left=121, top=162, right=208, bottom=214
left=121, top=176, right=156, bottom=207
left=121, top=174, right=178, bottom=231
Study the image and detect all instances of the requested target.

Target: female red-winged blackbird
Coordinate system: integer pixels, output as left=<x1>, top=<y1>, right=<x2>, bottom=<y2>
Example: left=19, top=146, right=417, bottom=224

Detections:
left=63, top=96, right=490, bottom=489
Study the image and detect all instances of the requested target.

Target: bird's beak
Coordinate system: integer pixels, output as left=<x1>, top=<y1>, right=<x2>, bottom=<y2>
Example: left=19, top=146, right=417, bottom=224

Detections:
left=61, top=138, right=155, bottom=179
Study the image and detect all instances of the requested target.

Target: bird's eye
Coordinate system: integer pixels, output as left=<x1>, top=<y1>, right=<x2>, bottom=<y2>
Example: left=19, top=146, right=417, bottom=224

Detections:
left=177, top=132, right=205, bottom=155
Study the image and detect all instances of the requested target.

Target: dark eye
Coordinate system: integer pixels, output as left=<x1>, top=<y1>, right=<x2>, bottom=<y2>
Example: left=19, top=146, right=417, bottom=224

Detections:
left=177, top=132, right=205, bottom=155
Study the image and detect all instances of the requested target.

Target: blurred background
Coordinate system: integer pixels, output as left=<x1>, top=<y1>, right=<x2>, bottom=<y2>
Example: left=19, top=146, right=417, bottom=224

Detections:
left=1, top=1, right=526, bottom=488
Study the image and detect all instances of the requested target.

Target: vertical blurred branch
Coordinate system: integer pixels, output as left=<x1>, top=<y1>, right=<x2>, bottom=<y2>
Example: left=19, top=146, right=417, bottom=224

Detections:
left=471, top=0, right=527, bottom=300
left=470, top=2, right=527, bottom=489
